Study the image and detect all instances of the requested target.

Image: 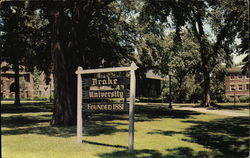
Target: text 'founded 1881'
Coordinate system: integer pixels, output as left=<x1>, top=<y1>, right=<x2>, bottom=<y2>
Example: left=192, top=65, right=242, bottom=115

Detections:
left=83, top=103, right=129, bottom=112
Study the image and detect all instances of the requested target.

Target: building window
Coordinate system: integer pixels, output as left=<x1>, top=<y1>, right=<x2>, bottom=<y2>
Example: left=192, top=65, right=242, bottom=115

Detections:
left=238, top=84, right=243, bottom=91
left=230, top=84, right=235, bottom=91
left=247, top=84, right=250, bottom=90
left=230, top=74, right=237, bottom=79
left=10, top=83, right=15, bottom=92
left=230, top=74, right=235, bottom=79
left=246, top=73, right=250, bottom=78
left=238, top=75, right=242, bottom=79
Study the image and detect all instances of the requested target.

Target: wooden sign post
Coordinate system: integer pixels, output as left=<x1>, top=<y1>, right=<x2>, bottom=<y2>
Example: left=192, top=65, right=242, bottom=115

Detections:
left=77, top=67, right=83, bottom=144
left=75, top=62, right=138, bottom=153
left=129, top=65, right=136, bottom=152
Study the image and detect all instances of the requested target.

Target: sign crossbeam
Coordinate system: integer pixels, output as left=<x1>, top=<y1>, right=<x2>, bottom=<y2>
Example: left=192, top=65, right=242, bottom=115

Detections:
left=75, top=62, right=138, bottom=153
left=76, top=63, right=138, bottom=74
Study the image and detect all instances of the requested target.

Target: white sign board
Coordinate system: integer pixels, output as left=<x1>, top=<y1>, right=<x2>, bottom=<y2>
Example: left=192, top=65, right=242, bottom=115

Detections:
left=75, top=62, right=138, bottom=153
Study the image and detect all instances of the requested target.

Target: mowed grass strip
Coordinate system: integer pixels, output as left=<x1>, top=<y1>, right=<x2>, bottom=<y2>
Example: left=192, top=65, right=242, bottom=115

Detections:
left=1, top=101, right=249, bottom=158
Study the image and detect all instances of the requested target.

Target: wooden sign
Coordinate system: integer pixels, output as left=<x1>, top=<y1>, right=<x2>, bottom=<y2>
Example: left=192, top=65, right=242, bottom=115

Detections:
left=75, top=62, right=138, bottom=153
left=83, top=77, right=129, bottom=87
left=83, top=90, right=129, bottom=99
left=83, top=103, right=129, bottom=112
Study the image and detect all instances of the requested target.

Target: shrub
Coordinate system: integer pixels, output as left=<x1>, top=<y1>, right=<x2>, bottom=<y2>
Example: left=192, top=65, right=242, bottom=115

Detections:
left=138, top=97, right=163, bottom=103
left=33, top=96, right=49, bottom=101
left=3, top=97, right=15, bottom=101
left=239, top=96, right=250, bottom=103
left=223, top=96, right=239, bottom=103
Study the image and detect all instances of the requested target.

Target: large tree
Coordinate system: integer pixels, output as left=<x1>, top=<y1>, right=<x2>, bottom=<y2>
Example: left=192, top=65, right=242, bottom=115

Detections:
left=0, top=1, right=51, bottom=104
left=139, top=0, right=249, bottom=106
left=40, top=0, right=134, bottom=125
left=1, top=0, right=136, bottom=125
left=164, top=31, right=200, bottom=103
left=135, top=30, right=200, bottom=103
left=0, top=1, right=30, bottom=105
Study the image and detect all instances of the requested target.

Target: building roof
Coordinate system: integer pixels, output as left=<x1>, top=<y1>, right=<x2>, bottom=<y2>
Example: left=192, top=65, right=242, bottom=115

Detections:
left=227, top=66, right=243, bottom=73
left=1, top=62, right=30, bottom=75
left=1, top=71, right=30, bottom=75
left=145, top=70, right=164, bottom=80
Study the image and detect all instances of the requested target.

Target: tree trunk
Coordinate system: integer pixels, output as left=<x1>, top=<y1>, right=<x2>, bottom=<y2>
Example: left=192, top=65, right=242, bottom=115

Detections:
left=194, top=10, right=212, bottom=107
left=49, top=1, right=112, bottom=125
left=177, top=77, right=184, bottom=103
left=13, top=59, right=20, bottom=105
left=200, top=34, right=211, bottom=107
left=168, top=74, right=172, bottom=108
left=50, top=7, right=78, bottom=126
left=51, top=51, right=77, bottom=125
left=202, top=69, right=211, bottom=107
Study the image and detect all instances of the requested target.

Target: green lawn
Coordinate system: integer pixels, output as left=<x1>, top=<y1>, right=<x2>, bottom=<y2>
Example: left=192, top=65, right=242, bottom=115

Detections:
left=1, top=101, right=249, bottom=158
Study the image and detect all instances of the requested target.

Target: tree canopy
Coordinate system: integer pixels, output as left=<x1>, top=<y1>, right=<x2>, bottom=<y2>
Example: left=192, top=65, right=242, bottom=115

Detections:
left=139, top=0, right=249, bottom=106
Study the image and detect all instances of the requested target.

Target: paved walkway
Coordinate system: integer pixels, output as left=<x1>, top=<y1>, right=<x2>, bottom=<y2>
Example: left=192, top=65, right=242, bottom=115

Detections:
left=174, top=106, right=249, bottom=117
left=136, top=103, right=249, bottom=117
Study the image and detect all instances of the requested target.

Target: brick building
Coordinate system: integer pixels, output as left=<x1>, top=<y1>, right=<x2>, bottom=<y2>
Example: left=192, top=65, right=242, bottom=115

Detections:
left=225, top=66, right=250, bottom=99
left=1, top=62, right=54, bottom=99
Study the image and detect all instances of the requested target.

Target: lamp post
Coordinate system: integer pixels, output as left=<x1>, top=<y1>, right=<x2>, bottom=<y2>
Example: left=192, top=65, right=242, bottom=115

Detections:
left=49, top=83, right=52, bottom=103
left=169, top=71, right=173, bottom=108
left=233, top=88, right=236, bottom=105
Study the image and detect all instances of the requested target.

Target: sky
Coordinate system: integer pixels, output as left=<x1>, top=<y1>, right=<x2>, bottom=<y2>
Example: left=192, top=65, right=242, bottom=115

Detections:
left=233, top=54, right=247, bottom=64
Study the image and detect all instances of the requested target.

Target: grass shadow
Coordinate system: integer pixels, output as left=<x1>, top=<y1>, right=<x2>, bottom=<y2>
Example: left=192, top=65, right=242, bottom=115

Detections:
left=2, top=102, right=203, bottom=138
left=135, top=104, right=203, bottom=122
left=183, top=116, right=250, bottom=157
left=83, top=120, right=128, bottom=136
left=98, top=147, right=221, bottom=158
left=214, top=104, right=249, bottom=110
left=1, top=114, right=51, bottom=128
left=98, top=149, right=163, bottom=158
left=2, top=125, right=77, bottom=137
left=85, top=104, right=203, bottom=123
left=1, top=102, right=53, bottom=113
left=1, top=114, right=128, bottom=137
left=164, top=147, right=223, bottom=158
left=83, top=140, right=127, bottom=149
left=147, top=130, right=182, bottom=136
